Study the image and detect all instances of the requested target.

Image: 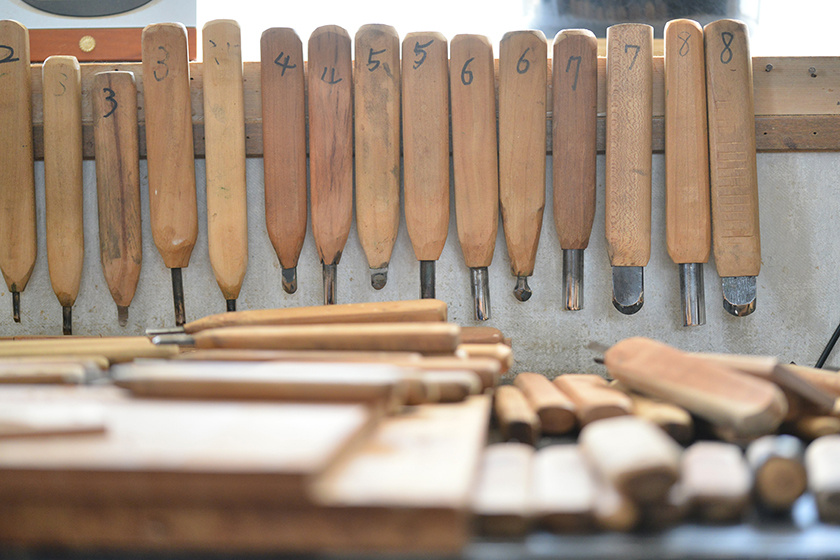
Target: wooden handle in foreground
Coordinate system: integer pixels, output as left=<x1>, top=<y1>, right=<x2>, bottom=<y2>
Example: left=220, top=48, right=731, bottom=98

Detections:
left=202, top=20, right=248, bottom=301
left=472, top=442, right=534, bottom=536
left=192, top=323, right=460, bottom=354
left=184, top=298, right=447, bottom=333
left=665, top=19, right=711, bottom=264
left=260, top=28, right=307, bottom=271
left=499, top=30, right=547, bottom=277
left=355, top=24, right=400, bottom=272
left=0, top=337, right=178, bottom=363
left=141, top=22, right=197, bottom=269
left=494, top=385, right=540, bottom=445
left=604, top=337, right=787, bottom=438
left=704, top=19, right=760, bottom=277
left=0, top=20, right=36, bottom=296
left=92, top=72, right=142, bottom=311
left=42, top=55, right=84, bottom=308
left=746, top=434, right=807, bottom=511
left=514, top=372, right=577, bottom=435
left=605, top=24, right=653, bottom=267
left=681, top=441, right=751, bottom=522
left=553, top=374, right=632, bottom=426
left=552, top=29, right=597, bottom=250
left=308, top=25, right=353, bottom=267
left=532, top=445, right=597, bottom=532
left=402, top=32, right=449, bottom=261
left=450, top=34, right=498, bottom=268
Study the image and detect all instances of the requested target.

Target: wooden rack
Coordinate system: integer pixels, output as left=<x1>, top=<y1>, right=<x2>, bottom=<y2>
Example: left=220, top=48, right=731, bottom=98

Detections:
left=27, top=55, right=840, bottom=160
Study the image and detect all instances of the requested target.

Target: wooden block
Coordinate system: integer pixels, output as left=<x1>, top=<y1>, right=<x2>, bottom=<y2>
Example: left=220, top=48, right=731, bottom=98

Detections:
left=681, top=441, right=752, bottom=522
left=513, top=372, right=576, bottom=435
left=0, top=386, right=374, bottom=508
left=310, top=396, right=491, bottom=552
left=471, top=442, right=534, bottom=536
left=579, top=416, right=681, bottom=504
left=746, top=435, right=807, bottom=512
left=530, top=445, right=596, bottom=532
left=805, top=435, right=840, bottom=524
left=494, top=385, right=540, bottom=445
left=111, top=360, right=412, bottom=413
left=553, top=373, right=632, bottom=426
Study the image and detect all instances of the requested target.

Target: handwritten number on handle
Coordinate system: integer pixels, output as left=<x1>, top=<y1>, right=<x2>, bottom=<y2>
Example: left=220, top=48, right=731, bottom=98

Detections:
left=460, top=57, right=474, bottom=86
left=678, top=31, right=691, bottom=56
left=566, top=55, right=581, bottom=91
left=320, top=66, right=342, bottom=84
left=720, top=31, right=733, bottom=64
left=103, top=87, right=118, bottom=118
left=367, top=47, right=386, bottom=72
left=0, top=45, right=19, bottom=64
left=153, top=45, right=170, bottom=81
left=624, top=44, right=640, bottom=70
left=516, top=47, right=530, bottom=74
left=273, top=51, right=297, bottom=76
left=413, top=39, right=433, bottom=69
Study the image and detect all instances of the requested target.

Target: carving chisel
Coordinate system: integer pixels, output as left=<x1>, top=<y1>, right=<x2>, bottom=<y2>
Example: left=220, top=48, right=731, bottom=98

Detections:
left=308, top=26, right=353, bottom=305
left=665, top=19, right=711, bottom=326
left=605, top=24, right=653, bottom=314
left=552, top=29, right=597, bottom=310
left=450, top=34, right=499, bottom=321
left=704, top=19, right=760, bottom=317
left=355, top=24, right=400, bottom=290
left=141, top=23, right=198, bottom=326
left=92, top=71, right=142, bottom=327
left=0, top=20, right=36, bottom=322
left=402, top=32, right=449, bottom=299
left=260, top=28, right=306, bottom=294
left=499, top=30, right=546, bottom=302
left=202, top=19, right=248, bottom=312
left=42, top=56, right=84, bottom=335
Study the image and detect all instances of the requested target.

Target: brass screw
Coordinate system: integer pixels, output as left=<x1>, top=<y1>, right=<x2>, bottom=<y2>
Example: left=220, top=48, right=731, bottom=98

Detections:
left=79, top=35, right=96, bottom=53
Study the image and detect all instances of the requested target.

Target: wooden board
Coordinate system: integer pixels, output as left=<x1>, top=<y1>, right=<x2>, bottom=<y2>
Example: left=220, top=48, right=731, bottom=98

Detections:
left=0, top=386, right=374, bottom=508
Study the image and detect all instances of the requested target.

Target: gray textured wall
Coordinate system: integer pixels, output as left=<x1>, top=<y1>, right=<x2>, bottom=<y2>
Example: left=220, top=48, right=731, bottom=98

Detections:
left=3, top=152, right=838, bottom=377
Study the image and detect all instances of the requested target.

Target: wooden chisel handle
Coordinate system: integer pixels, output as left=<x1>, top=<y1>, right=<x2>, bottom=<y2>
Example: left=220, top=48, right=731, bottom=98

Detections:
left=92, top=71, right=142, bottom=326
left=664, top=19, right=710, bottom=265
left=308, top=25, right=353, bottom=301
left=191, top=323, right=461, bottom=354
left=401, top=32, right=449, bottom=283
left=42, top=55, right=84, bottom=334
left=260, top=27, right=306, bottom=294
left=355, top=24, right=400, bottom=290
left=605, top=24, right=653, bottom=267
left=179, top=298, right=448, bottom=334
left=552, top=29, right=597, bottom=251
left=704, top=19, right=760, bottom=278
left=450, top=34, right=499, bottom=320
left=0, top=20, right=36, bottom=322
left=499, top=30, right=547, bottom=301
left=141, top=23, right=197, bottom=269
left=202, top=19, right=248, bottom=310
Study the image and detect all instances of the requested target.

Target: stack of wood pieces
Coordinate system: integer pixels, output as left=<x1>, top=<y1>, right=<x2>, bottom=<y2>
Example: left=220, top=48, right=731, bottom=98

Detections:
left=483, top=336, right=840, bottom=531
left=0, top=299, right=509, bottom=553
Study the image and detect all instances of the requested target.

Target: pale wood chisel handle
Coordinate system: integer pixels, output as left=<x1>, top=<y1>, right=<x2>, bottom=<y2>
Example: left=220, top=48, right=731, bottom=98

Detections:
left=514, top=372, right=577, bottom=435
left=531, top=445, right=597, bottom=532
left=605, top=24, right=653, bottom=315
left=681, top=441, right=751, bottom=522
left=499, top=30, right=547, bottom=302
left=42, top=55, right=84, bottom=335
left=472, top=443, right=534, bottom=537
left=141, top=23, right=198, bottom=326
left=260, top=27, right=306, bottom=295
left=704, top=19, right=760, bottom=317
left=494, top=385, right=540, bottom=445
left=92, top=71, right=142, bottom=328
left=552, top=29, right=597, bottom=311
left=308, top=26, right=353, bottom=305
left=402, top=32, right=449, bottom=299
left=746, top=434, right=807, bottom=512
left=450, top=34, right=499, bottom=321
left=0, top=20, right=36, bottom=322
left=202, top=19, right=248, bottom=313
left=665, top=19, right=711, bottom=326
left=355, top=24, right=400, bottom=290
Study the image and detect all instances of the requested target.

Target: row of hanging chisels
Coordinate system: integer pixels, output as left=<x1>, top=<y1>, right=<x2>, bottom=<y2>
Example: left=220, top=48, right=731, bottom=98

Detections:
left=0, top=18, right=760, bottom=332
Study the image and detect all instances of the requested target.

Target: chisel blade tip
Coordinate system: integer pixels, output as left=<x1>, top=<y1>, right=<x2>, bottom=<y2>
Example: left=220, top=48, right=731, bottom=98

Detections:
left=470, top=267, right=491, bottom=321
left=281, top=267, right=298, bottom=294
left=420, top=260, right=436, bottom=299
left=117, top=305, right=129, bottom=327
left=171, top=267, right=186, bottom=326
left=721, top=276, right=757, bottom=317
left=12, top=291, right=20, bottom=323
left=513, top=276, right=532, bottom=302
left=323, top=263, right=337, bottom=305
left=370, top=266, right=388, bottom=290
left=563, top=249, right=584, bottom=311
left=679, top=263, right=706, bottom=326
left=611, top=266, right=644, bottom=315
left=62, top=306, right=72, bottom=336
